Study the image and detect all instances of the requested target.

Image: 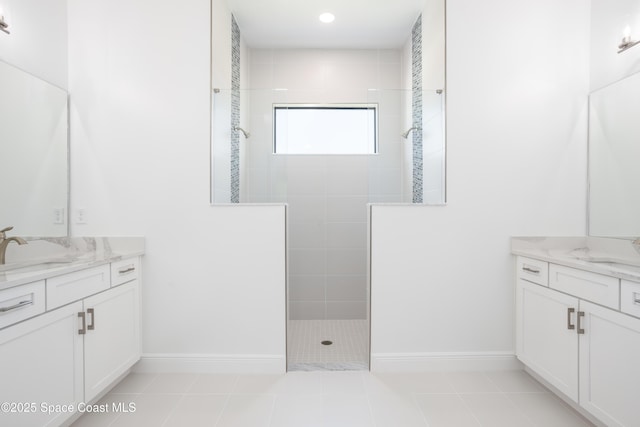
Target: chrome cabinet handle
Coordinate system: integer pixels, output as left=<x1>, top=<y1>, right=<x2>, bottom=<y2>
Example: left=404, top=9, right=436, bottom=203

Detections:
left=577, top=311, right=585, bottom=335
left=118, top=265, right=135, bottom=275
left=87, top=308, right=95, bottom=331
left=78, top=312, right=86, bottom=335
left=567, top=307, right=575, bottom=330
left=522, top=266, right=540, bottom=274
left=0, top=299, right=32, bottom=313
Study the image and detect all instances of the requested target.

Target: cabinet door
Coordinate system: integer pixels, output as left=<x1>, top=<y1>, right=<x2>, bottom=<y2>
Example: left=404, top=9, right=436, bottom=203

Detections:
left=579, top=300, right=640, bottom=427
left=0, top=301, right=83, bottom=427
left=516, top=279, right=579, bottom=401
left=83, top=280, right=140, bottom=402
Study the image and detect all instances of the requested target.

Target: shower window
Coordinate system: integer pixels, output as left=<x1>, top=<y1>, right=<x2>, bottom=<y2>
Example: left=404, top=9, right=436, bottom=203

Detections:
left=273, top=104, right=378, bottom=155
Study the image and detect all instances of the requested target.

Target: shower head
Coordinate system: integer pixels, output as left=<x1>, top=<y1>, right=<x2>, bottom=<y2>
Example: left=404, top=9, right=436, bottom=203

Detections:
left=401, top=126, right=421, bottom=139
left=234, top=126, right=250, bottom=139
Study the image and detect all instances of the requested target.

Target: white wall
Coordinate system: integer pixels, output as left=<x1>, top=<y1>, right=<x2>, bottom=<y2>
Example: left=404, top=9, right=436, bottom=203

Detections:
left=371, top=0, right=590, bottom=370
left=68, top=0, right=286, bottom=372
left=0, top=0, right=67, bottom=89
left=590, top=0, right=640, bottom=90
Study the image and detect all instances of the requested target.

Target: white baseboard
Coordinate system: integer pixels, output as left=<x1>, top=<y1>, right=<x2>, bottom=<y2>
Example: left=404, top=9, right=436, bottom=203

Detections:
left=370, top=352, right=522, bottom=372
left=133, top=353, right=286, bottom=374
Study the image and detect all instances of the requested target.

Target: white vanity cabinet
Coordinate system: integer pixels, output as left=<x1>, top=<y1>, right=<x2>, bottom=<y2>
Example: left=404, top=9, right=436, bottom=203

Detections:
left=0, top=301, right=84, bottom=427
left=0, top=257, right=141, bottom=427
left=516, top=279, right=579, bottom=400
left=516, top=256, right=640, bottom=427
left=83, top=279, right=140, bottom=402
left=578, top=300, right=640, bottom=427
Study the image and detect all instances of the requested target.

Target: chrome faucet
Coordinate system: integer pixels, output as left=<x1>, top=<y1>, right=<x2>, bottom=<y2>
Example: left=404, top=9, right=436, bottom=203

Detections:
left=0, top=226, right=27, bottom=265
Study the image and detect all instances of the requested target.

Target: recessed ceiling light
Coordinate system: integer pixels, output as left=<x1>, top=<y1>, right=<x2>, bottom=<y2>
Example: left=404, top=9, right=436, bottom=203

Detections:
left=319, top=12, right=335, bottom=24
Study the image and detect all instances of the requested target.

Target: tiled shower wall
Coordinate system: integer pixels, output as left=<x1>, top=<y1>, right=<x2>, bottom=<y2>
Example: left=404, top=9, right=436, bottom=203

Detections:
left=230, top=15, right=240, bottom=203
left=411, top=15, right=424, bottom=203
left=245, top=49, right=407, bottom=319
left=211, top=10, right=248, bottom=204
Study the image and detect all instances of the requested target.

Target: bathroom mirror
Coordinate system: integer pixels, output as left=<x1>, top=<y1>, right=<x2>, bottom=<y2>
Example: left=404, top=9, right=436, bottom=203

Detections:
left=0, top=60, right=69, bottom=236
left=588, top=70, right=640, bottom=238
left=211, top=0, right=446, bottom=205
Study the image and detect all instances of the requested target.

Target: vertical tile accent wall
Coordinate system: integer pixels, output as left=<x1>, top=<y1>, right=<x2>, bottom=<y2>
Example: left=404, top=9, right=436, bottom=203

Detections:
left=230, top=15, right=241, bottom=203
left=412, top=15, right=423, bottom=204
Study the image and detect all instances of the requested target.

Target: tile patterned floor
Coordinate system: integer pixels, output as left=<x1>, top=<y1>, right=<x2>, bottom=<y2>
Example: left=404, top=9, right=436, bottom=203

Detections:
left=71, top=370, right=595, bottom=427
left=287, top=320, right=369, bottom=371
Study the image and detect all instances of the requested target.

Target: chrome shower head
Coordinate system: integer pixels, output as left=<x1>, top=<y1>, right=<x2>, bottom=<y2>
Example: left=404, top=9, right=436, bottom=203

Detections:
left=234, top=126, right=250, bottom=139
left=401, top=126, right=421, bottom=139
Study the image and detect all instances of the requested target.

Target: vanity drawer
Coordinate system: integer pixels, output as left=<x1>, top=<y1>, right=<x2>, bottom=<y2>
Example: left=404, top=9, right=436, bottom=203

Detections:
left=621, top=280, right=640, bottom=318
left=516, top=257, right=548, bottom=286
left=46, top=265, right=110, bottom=310
left=0, top=281, right=45, bottom=329
left=111, top=257, right=140, bottom=287
left=549, top=264, right=619, bottom=309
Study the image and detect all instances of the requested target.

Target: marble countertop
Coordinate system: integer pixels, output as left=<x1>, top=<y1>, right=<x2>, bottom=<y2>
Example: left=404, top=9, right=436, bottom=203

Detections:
left=0, top=237, right=144, bottom=290
left=512, top=236, right=640, bottom=282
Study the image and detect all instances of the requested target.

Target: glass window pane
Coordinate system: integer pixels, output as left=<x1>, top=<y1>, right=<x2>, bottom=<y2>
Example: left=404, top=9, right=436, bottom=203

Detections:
left=273, top=105, right=377, bottom=154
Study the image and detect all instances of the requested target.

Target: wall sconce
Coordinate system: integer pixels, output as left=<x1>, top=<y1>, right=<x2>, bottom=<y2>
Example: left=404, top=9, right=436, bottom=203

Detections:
left=618, top=26, right=639, bottom=54
left=0, top=12, right=9, bottom=35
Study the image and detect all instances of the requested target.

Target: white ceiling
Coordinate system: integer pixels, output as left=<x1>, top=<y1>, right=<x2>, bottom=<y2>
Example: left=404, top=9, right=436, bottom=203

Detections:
left=225, top=0, right=426, bottom=49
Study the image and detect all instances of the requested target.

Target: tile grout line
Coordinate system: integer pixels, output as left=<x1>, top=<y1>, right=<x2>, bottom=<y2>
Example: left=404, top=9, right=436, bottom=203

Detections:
left=136, top=372, right=160, bottom=394
left=455, top=392, right=484, bottom=427
left=477, top=371, right=539, bottom=427
left=362, top=371, right=381, bottom=427
left=265, top=393, right=278, bottom=427
left=103, top=373, right=160, bottom=427
left=410, top=392, right=434, bottom=427
left=159, top=393, right=188, bottom=427
left=213, top=374, right=240, bottom=427
left=157, top=373, right=204, bottom=427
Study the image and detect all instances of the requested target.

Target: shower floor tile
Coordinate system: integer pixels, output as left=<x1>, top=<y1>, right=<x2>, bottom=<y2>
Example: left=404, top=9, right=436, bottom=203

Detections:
left=287, top=320, right=369, bottom=371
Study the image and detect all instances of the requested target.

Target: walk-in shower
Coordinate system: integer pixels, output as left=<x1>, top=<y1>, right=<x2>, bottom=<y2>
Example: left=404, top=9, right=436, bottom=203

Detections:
left=212, top=84, right=445, bottom=370
left=210, top=2, right=446, bottom=371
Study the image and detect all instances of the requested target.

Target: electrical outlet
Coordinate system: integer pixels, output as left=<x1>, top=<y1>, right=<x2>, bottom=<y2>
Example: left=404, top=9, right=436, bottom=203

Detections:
left=53, top=208, right=65, bottom=224
left=76, top=208, right=87, bottom=224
